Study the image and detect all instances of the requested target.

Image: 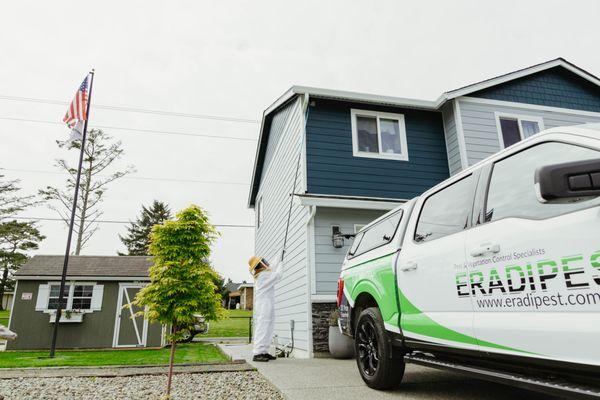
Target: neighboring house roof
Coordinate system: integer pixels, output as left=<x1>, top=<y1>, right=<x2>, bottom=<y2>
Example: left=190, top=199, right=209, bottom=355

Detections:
left=15, top=255, right=153, bottom=279
left=248, top=58, right=600, bottom=207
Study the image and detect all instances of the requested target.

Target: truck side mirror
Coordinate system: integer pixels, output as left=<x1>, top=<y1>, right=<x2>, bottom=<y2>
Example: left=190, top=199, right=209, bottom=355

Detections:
left=535, top=158, right=600, bottom=203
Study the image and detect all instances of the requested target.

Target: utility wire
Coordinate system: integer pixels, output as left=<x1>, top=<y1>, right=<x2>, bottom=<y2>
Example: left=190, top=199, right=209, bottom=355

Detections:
left=2, top=168, right=250, bottom=186
left=0, top=94, right=260, bottom=124
left=10, top=216, right=254, bottom=228
left=0, top=116, right=257, bottom=142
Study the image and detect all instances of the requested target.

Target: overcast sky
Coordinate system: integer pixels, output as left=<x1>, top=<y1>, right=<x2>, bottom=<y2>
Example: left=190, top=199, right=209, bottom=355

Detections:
left=1, top=0, right=599, bottom=282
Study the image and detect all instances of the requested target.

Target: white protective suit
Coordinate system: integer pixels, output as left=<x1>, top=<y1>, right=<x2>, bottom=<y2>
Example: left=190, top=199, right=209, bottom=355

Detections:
left=253, top=260, right=283, bottom=355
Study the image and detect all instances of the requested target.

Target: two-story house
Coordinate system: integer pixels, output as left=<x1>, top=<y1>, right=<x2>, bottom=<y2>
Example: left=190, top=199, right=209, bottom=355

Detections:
left=247, top=58, right=600, bottom=358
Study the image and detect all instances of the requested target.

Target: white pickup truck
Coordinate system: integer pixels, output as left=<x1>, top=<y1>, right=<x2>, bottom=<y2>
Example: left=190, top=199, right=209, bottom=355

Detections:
left=338, top=125, right=600, bottom=398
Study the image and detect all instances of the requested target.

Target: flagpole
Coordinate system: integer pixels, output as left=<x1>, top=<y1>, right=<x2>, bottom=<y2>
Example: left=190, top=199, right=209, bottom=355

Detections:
left=49, top=69, right=95, bottom=358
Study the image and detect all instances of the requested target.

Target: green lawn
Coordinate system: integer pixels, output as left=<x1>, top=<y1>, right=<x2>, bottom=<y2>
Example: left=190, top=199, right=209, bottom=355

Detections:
left=0, top=310, right=9, bottom=327
left=202, top=309, right=252, bottom=338
left=0, top=343, right=228, bottom=368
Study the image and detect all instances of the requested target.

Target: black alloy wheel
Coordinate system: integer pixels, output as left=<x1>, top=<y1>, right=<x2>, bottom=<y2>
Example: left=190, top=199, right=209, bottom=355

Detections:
left=354, top=307, right=405, bottom=390
left=356, top=318, right=379, bottom=376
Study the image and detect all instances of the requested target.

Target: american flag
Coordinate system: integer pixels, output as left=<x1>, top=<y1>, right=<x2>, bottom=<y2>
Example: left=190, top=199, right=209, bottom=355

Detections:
left=62, top=76, right=89, bottom=129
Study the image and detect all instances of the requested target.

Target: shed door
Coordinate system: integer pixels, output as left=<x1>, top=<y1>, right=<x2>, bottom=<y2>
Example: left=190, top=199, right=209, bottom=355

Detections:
left=113, top=284, right=148, bottom=347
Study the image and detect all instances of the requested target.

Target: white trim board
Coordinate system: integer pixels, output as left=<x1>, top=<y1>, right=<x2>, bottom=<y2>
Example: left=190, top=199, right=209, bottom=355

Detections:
left=311, top=295, right=336, bottom=303
left=6, top=280, right=18, bottom=330
left=15, top=276, right=149, bottom=281
left=296, top=195, right=404, bottom=211
left=459, top=96, right=600, bottom=118
left=453, top=100, right=469, bottom=170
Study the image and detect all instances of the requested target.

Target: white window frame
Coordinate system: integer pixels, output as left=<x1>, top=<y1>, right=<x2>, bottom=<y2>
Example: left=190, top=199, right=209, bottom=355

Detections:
left=494, top=113, right=545, bottom=149
left=351, top=109, right=409, bottom=161
left=354, top=224, right=365, bottom=233
left=46, top=281, right=96, bottom=312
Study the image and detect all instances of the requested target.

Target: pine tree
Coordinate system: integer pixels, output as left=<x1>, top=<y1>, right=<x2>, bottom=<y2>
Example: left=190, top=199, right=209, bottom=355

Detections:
left=119, top=200, right=172, bottom=255
left=0, top=174, right=44, bottom=310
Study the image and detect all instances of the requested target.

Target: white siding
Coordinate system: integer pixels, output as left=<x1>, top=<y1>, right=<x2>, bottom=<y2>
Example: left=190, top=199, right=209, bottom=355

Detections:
left=441, top=103, right=462, bottom=176
left=313, top=208, right=386, bottom=294
left=255, top=97, right=310, bottom=354
left=458, top=98, right=600, bottom=165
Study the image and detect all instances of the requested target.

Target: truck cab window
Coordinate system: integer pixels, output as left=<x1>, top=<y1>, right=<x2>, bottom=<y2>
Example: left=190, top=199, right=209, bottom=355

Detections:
left=414, top=175, right=474, bottom=243
left=350, top=211, right=402, bottom=257
left=485, top=142, right=600, bottom=222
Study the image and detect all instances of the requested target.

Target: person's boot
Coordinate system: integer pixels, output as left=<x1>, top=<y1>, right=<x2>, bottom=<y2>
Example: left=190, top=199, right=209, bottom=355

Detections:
left=265, top=353, right=277, bottom=360
left=253, top=354, right=270, bottom=362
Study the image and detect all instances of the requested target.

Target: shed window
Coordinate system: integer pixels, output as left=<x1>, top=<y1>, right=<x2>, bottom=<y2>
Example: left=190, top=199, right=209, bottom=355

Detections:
left=45, top=283, right=97, bottom=311
left=48, top=285, right=69, bottom=310
left=351, top=109, right=408, bottom=161
left=495, top=113, right=544, bottom=148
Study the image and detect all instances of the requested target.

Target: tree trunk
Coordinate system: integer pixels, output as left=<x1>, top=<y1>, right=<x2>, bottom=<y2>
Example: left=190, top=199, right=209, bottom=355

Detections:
left=166, top=326, right=177, bottom=398
left=75, top=158, right=93, bottom=255
left=0, top=266, right=7, bottom=311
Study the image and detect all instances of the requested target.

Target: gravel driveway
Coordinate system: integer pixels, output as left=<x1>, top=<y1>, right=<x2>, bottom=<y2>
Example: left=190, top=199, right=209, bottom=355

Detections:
left=0, top=371, right=283, bottom=400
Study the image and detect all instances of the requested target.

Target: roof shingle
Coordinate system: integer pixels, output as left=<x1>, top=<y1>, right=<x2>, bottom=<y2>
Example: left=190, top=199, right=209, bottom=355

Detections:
left=15, top=255, right=153, bottom=278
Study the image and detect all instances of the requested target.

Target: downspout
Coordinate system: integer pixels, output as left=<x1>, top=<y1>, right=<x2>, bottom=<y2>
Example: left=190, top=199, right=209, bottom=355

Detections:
left=305, top=204, right=316, bottom=357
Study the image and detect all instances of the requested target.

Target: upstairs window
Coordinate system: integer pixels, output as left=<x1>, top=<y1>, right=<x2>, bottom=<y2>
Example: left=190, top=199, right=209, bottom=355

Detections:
left=351, top=109, right=408, bottom=161
left=495, top=113, right=544, bottom=148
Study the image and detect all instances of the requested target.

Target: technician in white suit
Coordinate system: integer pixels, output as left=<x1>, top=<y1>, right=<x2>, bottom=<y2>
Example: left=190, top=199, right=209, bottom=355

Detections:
left=248, top=256, right=283, bottom=362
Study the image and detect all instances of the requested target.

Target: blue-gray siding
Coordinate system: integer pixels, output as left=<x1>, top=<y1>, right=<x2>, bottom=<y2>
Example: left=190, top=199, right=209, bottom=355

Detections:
left=313, top=208, right=387, bottom=294
left=470, top=67, right=600, bottom=113
left=441, top=103, right=462, bottom=176
left=458, top=98, right=600, bottom=165
left=305, top=100, right=450, bottom=199
left=255, top=97, right=310, bottom=354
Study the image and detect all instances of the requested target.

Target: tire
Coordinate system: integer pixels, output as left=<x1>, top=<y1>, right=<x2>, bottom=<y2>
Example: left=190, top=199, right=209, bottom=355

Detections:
left=178, top=330, right=196, bottom=343
left=354, top=307, right=405, bottom=390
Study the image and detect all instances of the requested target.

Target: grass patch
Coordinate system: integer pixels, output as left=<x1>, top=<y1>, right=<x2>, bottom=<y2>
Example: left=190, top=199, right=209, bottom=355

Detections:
left=0, top=310, right=9, bottom=327
left=0, top=343, right=228, bottom=368
left=202, top=309, right=252, bottom=338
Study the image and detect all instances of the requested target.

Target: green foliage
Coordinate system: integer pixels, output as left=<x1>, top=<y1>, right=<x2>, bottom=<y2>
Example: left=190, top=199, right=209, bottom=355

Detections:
left=0, top=174, right=44, bottom=310
left=119, top=200, right=172, bottom=255
left=133, top=205, right=225, bottom=342
left=39, top=129, right=135, bottom=254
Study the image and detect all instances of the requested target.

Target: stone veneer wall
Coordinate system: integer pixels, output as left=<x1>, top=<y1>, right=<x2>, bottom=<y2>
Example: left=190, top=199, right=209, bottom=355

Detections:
left=312, top=302, right=337, bottom=353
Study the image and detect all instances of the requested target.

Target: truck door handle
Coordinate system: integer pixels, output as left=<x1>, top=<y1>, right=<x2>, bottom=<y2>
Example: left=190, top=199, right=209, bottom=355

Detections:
left=470, top=243, right=500, bottom=257
left=401, top=262, right=418, bottom=272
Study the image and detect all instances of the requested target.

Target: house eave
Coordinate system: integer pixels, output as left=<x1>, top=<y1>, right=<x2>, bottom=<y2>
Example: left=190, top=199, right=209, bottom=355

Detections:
left=14, top=275, right=150, bottom=281
left=295, top=193, right=406, bottom=211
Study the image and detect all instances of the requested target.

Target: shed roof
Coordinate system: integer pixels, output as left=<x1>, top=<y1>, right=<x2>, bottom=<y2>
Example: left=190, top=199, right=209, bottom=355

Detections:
left=15, top=255, right=153, bottom=279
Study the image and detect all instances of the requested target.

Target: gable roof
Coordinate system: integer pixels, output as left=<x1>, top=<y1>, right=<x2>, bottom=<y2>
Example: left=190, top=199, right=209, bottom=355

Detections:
left=248, top=58, right=600, bottom=207
left=436, top=58, right=600, bottom=105
left=15, top=255, right=153, bottom=279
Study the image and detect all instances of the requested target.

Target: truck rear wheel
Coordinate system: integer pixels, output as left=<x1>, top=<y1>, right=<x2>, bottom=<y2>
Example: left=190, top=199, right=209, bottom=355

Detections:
left=354, top=307, right=405, bottom=390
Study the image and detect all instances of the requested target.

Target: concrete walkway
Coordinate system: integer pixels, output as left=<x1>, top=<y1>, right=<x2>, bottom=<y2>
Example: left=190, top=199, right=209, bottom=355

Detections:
left=220, top=344, right=561, bottom=400
left=0, top=360, right=254, bottom=379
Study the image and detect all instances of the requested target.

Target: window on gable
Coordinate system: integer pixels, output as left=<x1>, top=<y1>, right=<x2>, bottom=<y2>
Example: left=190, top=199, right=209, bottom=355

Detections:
left=496, top=114, right=544, bottom=148
left=351, top=109, right=408, bottom=161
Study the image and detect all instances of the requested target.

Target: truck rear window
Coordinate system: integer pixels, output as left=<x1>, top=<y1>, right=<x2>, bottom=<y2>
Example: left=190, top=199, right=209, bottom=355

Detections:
left=414, top=175, right=474, bottom=243
left=349, top=210, right=403, bottom=257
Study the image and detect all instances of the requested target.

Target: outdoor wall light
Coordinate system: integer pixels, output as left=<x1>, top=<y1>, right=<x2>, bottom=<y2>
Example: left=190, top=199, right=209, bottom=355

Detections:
left=331, top=226, right=356, bottom=248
